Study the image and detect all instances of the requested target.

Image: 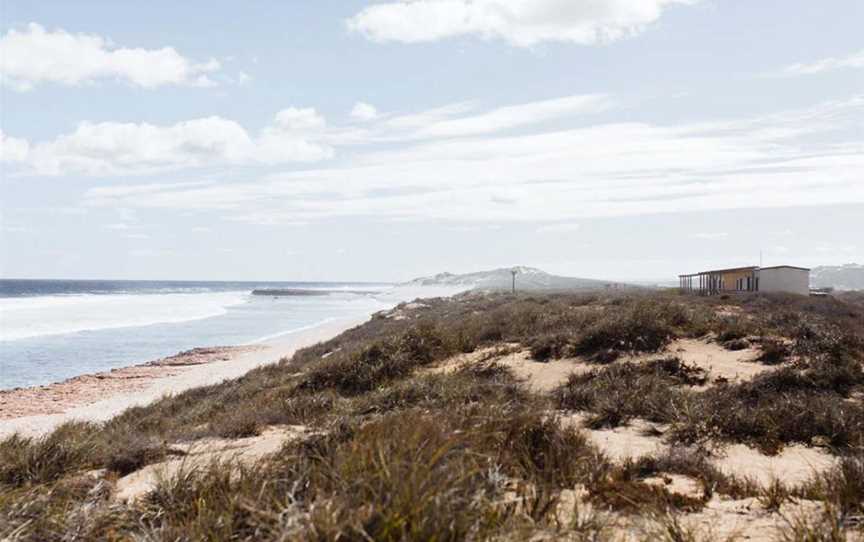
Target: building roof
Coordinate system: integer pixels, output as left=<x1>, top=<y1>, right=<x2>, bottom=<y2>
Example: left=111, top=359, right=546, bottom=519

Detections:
left=679, top=264, right=810, bottom=277
left=759, top=265, right=810, bottom=271
left=679, top=266, right=758, bottom=277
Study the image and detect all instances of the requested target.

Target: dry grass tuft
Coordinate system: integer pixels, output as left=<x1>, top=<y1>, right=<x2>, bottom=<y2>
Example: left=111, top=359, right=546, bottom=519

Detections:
left=1, top=290, right=863, bottom=539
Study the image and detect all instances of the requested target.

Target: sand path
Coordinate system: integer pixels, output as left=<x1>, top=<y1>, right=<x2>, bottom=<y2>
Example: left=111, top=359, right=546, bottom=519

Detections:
left=114, top=425, right=308, bottom=502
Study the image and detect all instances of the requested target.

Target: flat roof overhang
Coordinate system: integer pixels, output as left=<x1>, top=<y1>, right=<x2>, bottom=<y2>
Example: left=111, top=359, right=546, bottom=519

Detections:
left=679, top=266, right=759, bottom=278
left=759, top=265, right=811, bottom=271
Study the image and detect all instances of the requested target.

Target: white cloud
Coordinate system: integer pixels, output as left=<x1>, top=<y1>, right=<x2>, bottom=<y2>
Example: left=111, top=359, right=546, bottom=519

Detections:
left=1, top=224, right=29, bottom=233
left=129, top=248, right=172, bottom=257
left=330, top=93, right=613, bottom=145
left=815, top=244, right=857, bottom=255
left=17, top=110, right=333, bottom=175
left=689, top=232, right=729, bottom=241
left=7, top=94, right=612, bottom=175
left=347, top=0, right=696, bottom=47
left=0, top=23, right=221, bottom=90
left=255, top=108, right=333, bottom=165
left=104, top=223, right=132, bottom=231
left=0, top=130, right=30, bottom=162
left=351, top=102, right=379, bottom=121
left=29, top=117, right=251, bottom=175
left=781, top=49, right=864, bottom=76
left=86, top=182, right=210, bottom=200
left=536, top=222, right=581, bottom=233
left=383, top=102, right=475, bottom=130
left=273, top=107, right=327, bottom=132
left=419, top=94, right=612, bottom=137
left=84, top=94, right=864, bottom=223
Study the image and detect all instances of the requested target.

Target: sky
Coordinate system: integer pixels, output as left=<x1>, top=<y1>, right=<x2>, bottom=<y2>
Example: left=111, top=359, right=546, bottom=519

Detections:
left=0, top=0, right=862, bottom=282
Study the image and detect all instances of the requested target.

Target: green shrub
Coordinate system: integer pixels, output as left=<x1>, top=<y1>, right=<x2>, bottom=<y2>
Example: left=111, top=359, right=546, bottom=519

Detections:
left=555, top=359, right=704, bottom=428
left=573, top=301, right=678, bottom=356
left=299, top=325, right=453, bottom=395
left=723, top=338, right=750, bottom=351
left=670, top=375, right=864, bottom=452
left=0, top=422, right=99, bottom=488
left=529, top=333, right=572, bottom=361
left=758, top=338, right=791, bottom=364
left=1, top=289, right=862, bottom=538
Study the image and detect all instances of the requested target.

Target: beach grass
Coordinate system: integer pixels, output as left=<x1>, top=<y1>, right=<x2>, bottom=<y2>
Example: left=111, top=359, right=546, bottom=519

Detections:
left=1, top=289, right=863, bottom=540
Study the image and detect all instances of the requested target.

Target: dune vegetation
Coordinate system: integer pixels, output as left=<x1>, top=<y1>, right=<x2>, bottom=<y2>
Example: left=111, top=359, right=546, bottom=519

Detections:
left=1, top=290, right=863, bottom=540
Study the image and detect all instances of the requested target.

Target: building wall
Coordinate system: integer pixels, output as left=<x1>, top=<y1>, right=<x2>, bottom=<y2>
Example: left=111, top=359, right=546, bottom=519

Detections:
left=758, top=268, right=810, bottom=296
left=720, top=269, right=755, bottom=291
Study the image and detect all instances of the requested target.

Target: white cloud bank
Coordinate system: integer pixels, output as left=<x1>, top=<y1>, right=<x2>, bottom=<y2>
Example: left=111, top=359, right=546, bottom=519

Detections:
left=0, top=130, right=30, bottom=163
left=347, top=0, right=696, bottom=47
left=351, top=102, right=379, bottom=121
left=411, top=93, right=613, bottom=137
left=536, top=222, right=581, bottom=234
left=781, top=49, right=864, bottom=76
left=0, top=23, right=221, bottom=90
left=328, top=93, right=613, bottom=146
left=689, top=232, right=729, bottom=241
left=2, top=93, right=609, bottom=175
left=81, top=94, right=864, bottom=224
left=6, top=109, right=332, bottom=175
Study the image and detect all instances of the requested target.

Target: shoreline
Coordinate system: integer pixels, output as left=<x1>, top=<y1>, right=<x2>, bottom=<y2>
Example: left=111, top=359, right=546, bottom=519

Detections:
left=0, top=345, right=265, bottom=420
left=0, top=314, right=371, bottom=439
left=0, top=285, right=467, bottom=439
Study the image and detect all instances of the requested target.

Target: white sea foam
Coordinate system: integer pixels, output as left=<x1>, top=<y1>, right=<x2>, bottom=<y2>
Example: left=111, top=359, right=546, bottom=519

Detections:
left=0, top=291, right=250, bottom=342
left=246, top=317, right=340, bottom=344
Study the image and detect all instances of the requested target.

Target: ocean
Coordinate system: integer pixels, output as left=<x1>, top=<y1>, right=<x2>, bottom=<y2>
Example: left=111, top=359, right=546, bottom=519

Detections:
left=0, top=279, right=394, bottom=390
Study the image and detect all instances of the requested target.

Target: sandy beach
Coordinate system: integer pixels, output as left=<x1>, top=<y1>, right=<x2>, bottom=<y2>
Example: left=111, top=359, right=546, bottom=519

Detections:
left=0, top=314, right=368, bottom=439
left=0, top=285, right=466, bottom=439
left=0, top=345, right=264, bottom=420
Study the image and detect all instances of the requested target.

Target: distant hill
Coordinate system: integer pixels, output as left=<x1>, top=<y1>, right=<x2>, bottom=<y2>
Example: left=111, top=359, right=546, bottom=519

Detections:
left=811, top=264, right=864, bottom=291
left=404, top=266, right=622, bottom=291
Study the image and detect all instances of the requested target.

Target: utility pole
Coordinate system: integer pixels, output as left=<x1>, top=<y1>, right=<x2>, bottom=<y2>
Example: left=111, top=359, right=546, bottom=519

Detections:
left=511, top=268, right=518, bottom=294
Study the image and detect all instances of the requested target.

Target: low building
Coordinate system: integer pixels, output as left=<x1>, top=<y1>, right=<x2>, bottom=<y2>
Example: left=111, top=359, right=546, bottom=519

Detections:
left=679, top=265, right=810, bottom=296
left=758, top=266, right=811, bottom=296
